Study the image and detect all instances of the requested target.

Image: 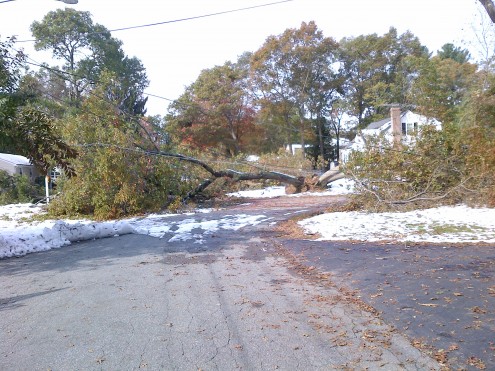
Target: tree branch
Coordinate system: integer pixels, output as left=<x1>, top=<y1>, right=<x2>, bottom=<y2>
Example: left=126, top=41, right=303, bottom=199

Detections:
left=479, top=0, right=495, bottom=23
left=84, top=143, right=305, bottom=188
left=349, top=167, right=473, bottom=206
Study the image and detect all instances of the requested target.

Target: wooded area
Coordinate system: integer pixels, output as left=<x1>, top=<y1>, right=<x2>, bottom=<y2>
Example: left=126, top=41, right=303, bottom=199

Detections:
left=2, top=4, right=495, bottom=218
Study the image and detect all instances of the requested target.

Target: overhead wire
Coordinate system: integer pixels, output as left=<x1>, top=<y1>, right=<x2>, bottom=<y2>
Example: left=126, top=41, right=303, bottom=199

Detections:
left=17, top=53, right=417, bottom=160
left=4, top=0, right=350, bottom=143
left=15, top=0, right=295, bottom=43
left=3, top=0, right=372, bottom=174
left=6, top=37, right=420, bottom=164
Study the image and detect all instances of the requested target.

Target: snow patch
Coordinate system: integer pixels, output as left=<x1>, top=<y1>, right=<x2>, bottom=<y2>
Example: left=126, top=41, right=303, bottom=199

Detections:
left=0, top=204, right=268, bottom=258
left=299, top=205, right=495, bottom=243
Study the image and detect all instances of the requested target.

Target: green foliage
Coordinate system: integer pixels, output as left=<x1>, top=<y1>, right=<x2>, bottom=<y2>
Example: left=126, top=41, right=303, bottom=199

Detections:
left=0, top=170, right=42, bottom=205
left=343, top=124, right=466, bottom=211
left=409, top=56, right=477, bottom=123
left=437, top=43, right=471, bottom=63
left=49, top=147, right=183, bottom=220
left=48, top=82, right=186, bottom=220
left=30, top=8, right=149, bottom=113
left=339, top=27, right=429, bottom=127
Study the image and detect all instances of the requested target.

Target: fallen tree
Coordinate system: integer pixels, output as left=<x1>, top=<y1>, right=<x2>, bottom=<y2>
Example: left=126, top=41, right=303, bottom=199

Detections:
left=317, top=166, right=345, bottom=187
left=81, top=143, right=307, bottom=199
left=142, top=149, right=306, bottom=201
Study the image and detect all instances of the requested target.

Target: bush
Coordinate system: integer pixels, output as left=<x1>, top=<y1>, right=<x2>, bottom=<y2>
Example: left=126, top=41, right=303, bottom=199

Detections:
left=0, top=170, right=42, bottom=204
left=342, top=124, right=467, bottom=211
left=48, top=147, right=187, bottom=220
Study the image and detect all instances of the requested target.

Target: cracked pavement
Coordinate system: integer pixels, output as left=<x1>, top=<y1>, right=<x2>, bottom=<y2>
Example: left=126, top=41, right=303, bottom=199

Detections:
left=0, top=196, right=440, bottom=370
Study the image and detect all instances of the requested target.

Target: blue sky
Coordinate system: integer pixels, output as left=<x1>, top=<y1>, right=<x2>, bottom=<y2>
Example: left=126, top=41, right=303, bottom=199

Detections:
left=0, top=0, right=489, bottom=115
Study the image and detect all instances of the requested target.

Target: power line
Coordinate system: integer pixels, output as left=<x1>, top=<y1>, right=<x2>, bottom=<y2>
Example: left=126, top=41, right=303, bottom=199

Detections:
left=15, top=0, right=295, bottom=43
left=8, top=44, right=419, bottom=161
left=105, top=0, right=295, bottom=33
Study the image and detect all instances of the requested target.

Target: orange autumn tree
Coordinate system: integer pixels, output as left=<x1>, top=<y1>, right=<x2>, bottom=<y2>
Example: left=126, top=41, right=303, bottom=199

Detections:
left=166, top=57, right=259, bottom=157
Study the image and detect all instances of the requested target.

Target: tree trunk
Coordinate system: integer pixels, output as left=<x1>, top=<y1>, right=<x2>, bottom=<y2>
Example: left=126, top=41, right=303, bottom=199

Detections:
left=318, top=117, right=325, bottom=170
left=479, top=0, right=495, bottom=23
left=300, top=117, right=305, bottom=159
left=144, top=149, right=305, bottom=187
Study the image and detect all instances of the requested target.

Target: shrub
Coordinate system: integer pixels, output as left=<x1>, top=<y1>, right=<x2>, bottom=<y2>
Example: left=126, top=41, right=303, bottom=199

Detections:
left=342, top=124, right=468, bottom=211
left=0, top=170, right=42, bottom=204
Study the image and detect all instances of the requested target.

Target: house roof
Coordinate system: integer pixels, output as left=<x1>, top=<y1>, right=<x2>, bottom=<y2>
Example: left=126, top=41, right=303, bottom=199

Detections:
left=0, top=153, right=32, bottom=166
left=364, top=111, right=408, bottom=130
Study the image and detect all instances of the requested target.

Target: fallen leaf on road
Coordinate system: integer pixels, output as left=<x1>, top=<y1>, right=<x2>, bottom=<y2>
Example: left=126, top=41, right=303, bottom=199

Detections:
left=471, top=306, right=487, bottom=314
left=418, top=303, right=439, bottom=307
left=467, top=356, right=486, bottom=369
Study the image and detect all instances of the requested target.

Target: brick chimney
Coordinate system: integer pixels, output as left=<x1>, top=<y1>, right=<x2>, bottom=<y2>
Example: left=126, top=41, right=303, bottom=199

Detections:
left=390, top=106, right=401, bottom=146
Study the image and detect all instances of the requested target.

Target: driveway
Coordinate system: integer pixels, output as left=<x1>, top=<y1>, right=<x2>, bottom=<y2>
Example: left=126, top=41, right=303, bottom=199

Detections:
left=0, top=195, right=439, bottom=370
left=281, top=239, right=495, bottom=370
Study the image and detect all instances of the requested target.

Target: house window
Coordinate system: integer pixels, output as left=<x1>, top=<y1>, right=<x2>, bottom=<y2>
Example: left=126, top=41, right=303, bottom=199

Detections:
left=402, top=122, right=419, bottom=136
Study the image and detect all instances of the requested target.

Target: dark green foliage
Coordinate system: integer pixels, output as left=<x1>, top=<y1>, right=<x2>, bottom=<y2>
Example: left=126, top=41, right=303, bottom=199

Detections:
left=437, top=43, right=471, bottom=63
left=1, top=37, right=77, bottom=176
left=0, top=170, right=42, bottom=205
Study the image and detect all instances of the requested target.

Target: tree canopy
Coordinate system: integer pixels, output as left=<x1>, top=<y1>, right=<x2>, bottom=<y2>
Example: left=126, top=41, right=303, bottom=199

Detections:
left=167, top=59, right=257, bottom=157
left=1, top=37, right=77, bottom=176
left=30, top=8, right=149, bottom=114
left=4, top=11, right=495, bottom=215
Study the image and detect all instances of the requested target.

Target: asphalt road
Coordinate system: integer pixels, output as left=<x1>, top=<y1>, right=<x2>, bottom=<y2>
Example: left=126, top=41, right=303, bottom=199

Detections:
left=0, top=198, right=440, bottom=371
left=282, top=239, right=495, bottom=370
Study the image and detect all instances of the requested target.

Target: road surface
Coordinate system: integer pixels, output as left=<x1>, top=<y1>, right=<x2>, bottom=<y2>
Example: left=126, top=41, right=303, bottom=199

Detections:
left=1, top=195, right=443, bottom=370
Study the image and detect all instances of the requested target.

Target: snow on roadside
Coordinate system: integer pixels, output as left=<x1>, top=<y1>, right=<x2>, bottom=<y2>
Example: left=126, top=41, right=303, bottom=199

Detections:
left=0, top=204, right=136, bottom=258
left=2, top=179, right=494, bottom=259
left=226, top=178, right=355, bottom=198
left=0, top=204, right=268, bottom=259
left=299, top=205, right=495, bottom=243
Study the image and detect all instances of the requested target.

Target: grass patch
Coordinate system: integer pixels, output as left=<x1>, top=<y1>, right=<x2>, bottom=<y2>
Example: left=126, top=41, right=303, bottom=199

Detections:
left=406, top=222, right=487, bottom=235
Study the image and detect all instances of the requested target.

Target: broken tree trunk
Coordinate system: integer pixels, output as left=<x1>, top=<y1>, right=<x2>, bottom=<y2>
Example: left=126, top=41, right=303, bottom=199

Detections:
left=82, top=144, right=308, bottom=201
left=317, top=166, right=345, bottom=187
left=143, top=149, right=305, bottom=201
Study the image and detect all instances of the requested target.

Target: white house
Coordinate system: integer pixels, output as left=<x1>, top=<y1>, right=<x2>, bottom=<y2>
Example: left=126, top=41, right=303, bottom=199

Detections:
left=0, top=153, right=40, bottom=182
left=340, top=108, right=442, bottom=163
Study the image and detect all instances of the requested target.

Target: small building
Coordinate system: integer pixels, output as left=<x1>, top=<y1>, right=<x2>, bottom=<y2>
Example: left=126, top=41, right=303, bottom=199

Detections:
left=285, top=144, right=312, bottom=156
left=340, top=108, right=442, bottom=163
left=0, top=153, right=40, bottom=182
